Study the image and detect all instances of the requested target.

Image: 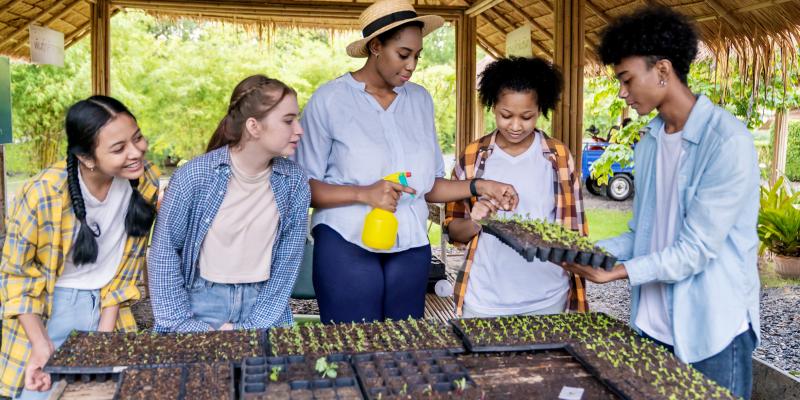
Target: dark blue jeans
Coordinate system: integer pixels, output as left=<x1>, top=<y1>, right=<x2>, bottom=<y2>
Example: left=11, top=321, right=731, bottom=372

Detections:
left=312, top=224, right=431, bottom=324
left=642, top=326, right=756, bottom=399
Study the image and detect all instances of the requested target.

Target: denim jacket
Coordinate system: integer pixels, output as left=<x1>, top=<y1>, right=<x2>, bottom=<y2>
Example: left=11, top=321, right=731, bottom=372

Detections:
left=148, top=146, right=310, bottom=332
left=599, top=95, right=761, bottom=363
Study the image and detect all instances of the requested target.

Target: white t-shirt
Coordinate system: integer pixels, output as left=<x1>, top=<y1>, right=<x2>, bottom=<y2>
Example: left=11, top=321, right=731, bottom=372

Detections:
left=56, top=171, right=131, bottom=290
left=636, top=127, right=749, bottom=345
left=636, top=126, right=683, bottom=345
left=464, top=133, right=570, bottom=315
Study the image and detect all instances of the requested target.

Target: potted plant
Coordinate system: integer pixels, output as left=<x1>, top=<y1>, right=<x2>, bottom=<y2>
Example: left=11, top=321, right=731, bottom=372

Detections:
left=758, top=177, right=800, bottom=278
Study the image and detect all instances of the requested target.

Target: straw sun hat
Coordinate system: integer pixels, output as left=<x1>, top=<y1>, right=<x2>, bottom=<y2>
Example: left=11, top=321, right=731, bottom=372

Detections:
left=346, top=0, right=445, bottom=58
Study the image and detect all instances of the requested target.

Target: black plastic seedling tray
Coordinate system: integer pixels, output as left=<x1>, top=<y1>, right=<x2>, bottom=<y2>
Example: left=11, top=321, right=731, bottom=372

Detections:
left=240, top=353, right=363, bottom=400
left=112, top=362, right=235, bottom=400
left=351, top=350, right=478, bottom=399
left=45, top=330, right=269, bottom=382
left=449, top=321, right=569, bottom=353
left=482, top=223, right=618, bottom=270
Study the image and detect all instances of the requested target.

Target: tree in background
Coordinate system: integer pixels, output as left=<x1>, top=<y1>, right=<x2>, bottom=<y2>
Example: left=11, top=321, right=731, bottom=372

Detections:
left=8, top=41, right=89, bottom=175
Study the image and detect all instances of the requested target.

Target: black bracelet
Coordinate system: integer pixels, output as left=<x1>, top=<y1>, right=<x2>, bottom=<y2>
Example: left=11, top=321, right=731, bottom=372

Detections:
left=469, top=178, right=481, bottom=197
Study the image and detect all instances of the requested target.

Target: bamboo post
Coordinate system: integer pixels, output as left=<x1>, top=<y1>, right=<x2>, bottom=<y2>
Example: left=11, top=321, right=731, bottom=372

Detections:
left=455, top=14, right=477, bottom=157
left=91, top=0, right=111, bottom=95
left=771, top=109, right=789, bottom=185
left=552, top=0, right=585, bottom=173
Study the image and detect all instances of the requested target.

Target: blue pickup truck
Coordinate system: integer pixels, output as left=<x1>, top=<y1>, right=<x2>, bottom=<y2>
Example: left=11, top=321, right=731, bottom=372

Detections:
left=581, top=141, right=634, bottom=201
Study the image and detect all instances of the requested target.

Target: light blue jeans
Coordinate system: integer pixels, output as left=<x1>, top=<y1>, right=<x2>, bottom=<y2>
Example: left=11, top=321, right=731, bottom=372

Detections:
left=188, top=275, right=265, bottom=329
left=17, top=287, right=101, bottom=400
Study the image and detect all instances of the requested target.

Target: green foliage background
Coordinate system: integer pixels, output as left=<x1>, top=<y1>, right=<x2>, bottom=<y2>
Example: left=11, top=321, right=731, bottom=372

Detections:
left=7, top=11, right=457, bottom=175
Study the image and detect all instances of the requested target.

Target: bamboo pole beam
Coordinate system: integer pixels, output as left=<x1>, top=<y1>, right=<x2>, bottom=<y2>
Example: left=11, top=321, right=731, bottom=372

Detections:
left=455, top=13, right=477, bottom=156
left=91, top=0, right=110, bottom=95
left=485, top=8, right=551, bottom=58
left=64, top=20, right=91, bottom=47
left=585, top=0, right=611, bottom=24
left=477, top=36, right=502, bottom=59
left=10, top=0, right=84, bottom=52
left=704, top=0, right=743, bottom=30
left=552, top=0, right=585, bottom=169
left=735, top=0, right=791, bottom=14
left=466, top=0, right=504, bottom=17
left=112, top=0, right=466, bottom=18
left=0, top=0, right=76, bottom=48
left=770, top=109, right=789, bottom=185
left=0, top=0, right=26, bottom=17
left=506, top=0, right=553, bottom=41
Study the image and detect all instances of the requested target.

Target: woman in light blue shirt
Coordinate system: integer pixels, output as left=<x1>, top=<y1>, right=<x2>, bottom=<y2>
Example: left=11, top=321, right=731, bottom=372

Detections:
left=296, top=0, right=516, bottom=324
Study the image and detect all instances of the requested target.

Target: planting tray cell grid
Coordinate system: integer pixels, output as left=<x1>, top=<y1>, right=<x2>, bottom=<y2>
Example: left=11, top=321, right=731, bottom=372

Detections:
left=46, top=329, right=268, bottom=379
left=352, top=350, right=478, bottom=400
left=241, top=354, right=363, bottom=400
left=482, top=220, right=617, bottom=269
left=112, top=363, right=235, bottom=400
left=450, top=319, right=570, bottom=353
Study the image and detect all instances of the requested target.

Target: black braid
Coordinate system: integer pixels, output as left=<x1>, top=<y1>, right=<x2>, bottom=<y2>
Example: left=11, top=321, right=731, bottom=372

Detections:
left=67, top=153, right=100, bottom=265
left=125, top=177, right=156, bottom=237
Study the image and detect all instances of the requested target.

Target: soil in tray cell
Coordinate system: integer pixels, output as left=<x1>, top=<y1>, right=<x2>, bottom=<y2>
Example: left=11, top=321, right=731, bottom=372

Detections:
left=115, top=367, right=183, bottom=400
left=353, top=350, right=483, bottom=400
left=459, top=350, right=619, bottom=400
left=48, top=330, right=265, bottom=367
left=184, top=363, right=233, bottom=399
left=241, top=355, right=361, bottom=400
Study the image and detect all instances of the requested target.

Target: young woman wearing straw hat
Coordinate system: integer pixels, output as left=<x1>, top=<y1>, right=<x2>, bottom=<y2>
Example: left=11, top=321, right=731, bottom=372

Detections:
left=296, top=0, right=518, bottom=324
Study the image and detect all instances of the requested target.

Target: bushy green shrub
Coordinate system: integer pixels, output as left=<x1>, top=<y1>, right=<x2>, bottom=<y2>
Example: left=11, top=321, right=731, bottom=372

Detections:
left=786, top=122, right=800, bottom=182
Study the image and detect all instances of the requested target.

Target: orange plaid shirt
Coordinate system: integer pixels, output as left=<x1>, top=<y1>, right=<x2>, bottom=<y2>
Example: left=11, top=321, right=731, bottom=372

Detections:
left=444, top=130, right=589, bottom=316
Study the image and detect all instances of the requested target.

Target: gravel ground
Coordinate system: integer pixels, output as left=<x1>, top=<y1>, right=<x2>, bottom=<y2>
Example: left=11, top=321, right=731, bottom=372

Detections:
left=586, top=280, right=800, bottom=373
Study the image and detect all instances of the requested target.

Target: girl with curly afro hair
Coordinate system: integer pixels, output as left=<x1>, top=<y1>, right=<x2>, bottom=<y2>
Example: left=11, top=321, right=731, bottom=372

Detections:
left=444, top=56, right=590, bottom=318
left=560, top=7, right=761, bottom=399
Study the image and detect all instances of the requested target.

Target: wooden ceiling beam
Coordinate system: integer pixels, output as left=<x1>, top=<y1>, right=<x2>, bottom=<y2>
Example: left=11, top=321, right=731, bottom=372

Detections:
left=11, top=1, right=93, bottom=52
left=484, top=8, right=551, bottom=58
left=704, top=0, right=743, bottom=30
left=477, top=36, right=502, bottom=59
left=506, top=0, right=553, bottom=41
left=0, top=0, right=26, bottom=17
left=466, top=0, right=504, bottom=17
left=113, top=0, right=466, bottom=19
left=0, top=0, right=80, bottom=48
left=585, top=0, right=612, bottom=24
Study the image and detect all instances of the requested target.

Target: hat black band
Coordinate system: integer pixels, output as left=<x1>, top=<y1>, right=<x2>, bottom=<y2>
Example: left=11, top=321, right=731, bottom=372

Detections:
left=362, top=10, right=418, bottom=37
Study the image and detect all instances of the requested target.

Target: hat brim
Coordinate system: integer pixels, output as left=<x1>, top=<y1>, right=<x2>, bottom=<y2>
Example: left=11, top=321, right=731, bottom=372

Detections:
left=346, top=15, right=445, bottom=58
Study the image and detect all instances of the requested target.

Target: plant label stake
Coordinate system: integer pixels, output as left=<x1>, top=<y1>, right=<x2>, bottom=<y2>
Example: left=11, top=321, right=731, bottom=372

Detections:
left=558, top=386, right=585, bottom=400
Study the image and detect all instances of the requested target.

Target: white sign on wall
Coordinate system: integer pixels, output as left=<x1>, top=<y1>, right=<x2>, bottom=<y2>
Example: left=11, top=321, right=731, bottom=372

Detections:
left=505, top=24, right=532, bottom=58
left=29, top=25, right=64, bottom=67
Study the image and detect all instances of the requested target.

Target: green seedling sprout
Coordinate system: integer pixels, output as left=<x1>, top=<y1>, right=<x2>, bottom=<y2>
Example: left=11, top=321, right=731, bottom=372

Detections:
left=269, top=365, right=282, bottom=382
left=315, top=357, right=339, bottom=379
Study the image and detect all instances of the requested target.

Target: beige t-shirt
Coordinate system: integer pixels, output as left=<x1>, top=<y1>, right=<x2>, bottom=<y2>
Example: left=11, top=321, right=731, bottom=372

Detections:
left=198, top=159, right=279, bottom=284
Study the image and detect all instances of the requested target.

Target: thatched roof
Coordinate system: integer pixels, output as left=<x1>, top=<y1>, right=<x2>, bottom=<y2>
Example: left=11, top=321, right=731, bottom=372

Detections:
left=1, top=0, right=799, bottom=67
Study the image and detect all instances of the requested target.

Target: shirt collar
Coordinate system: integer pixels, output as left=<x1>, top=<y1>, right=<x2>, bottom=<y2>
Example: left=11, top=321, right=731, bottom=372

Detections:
left=211, top=145, right=292, bottom=176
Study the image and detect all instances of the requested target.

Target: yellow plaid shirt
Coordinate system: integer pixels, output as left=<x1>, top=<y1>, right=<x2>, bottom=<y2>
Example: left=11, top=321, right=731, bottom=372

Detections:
left=0, top=160, right=159, bottom=397
left=444, top=130, right=589, bottom=316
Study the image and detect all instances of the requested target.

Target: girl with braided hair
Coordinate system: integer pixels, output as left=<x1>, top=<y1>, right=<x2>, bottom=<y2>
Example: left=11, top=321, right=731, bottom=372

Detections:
left=0, top=96, right=159, bottom=399
left=148, top=75, right=310, bottom=332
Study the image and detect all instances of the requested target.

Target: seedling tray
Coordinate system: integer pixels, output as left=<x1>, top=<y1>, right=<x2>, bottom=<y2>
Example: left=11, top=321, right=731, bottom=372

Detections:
left=112, top=362, right=235, bottom=400
left=481, top=221, right=617, bottom=270
left=240, top=353, right=362, bottom=400
left=450, top=320, right=568, bottom=353
left=45, top=329, right=268, bottom=381
left=352, top=350, right=478, bottom=399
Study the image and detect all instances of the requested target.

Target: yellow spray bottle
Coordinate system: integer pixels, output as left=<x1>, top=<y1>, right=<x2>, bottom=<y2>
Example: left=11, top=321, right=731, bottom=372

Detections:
left=362, top=172, right=412, bottom=250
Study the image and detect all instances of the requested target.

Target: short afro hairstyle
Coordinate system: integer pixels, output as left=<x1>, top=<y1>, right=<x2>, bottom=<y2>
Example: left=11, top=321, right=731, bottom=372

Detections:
left=477, top=56, right=563, bottom=118
left=598, top=6, right=698, bottom=84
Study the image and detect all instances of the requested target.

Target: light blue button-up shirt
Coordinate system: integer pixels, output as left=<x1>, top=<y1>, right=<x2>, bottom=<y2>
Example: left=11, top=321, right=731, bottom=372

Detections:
left=599, top=95, right=761, bottom=363
left=296, top=73, right=445, bottom=252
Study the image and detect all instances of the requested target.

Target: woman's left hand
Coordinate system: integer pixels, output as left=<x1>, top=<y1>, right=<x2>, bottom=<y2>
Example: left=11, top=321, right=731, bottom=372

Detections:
left=476, top=180, right=518, bottom=211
